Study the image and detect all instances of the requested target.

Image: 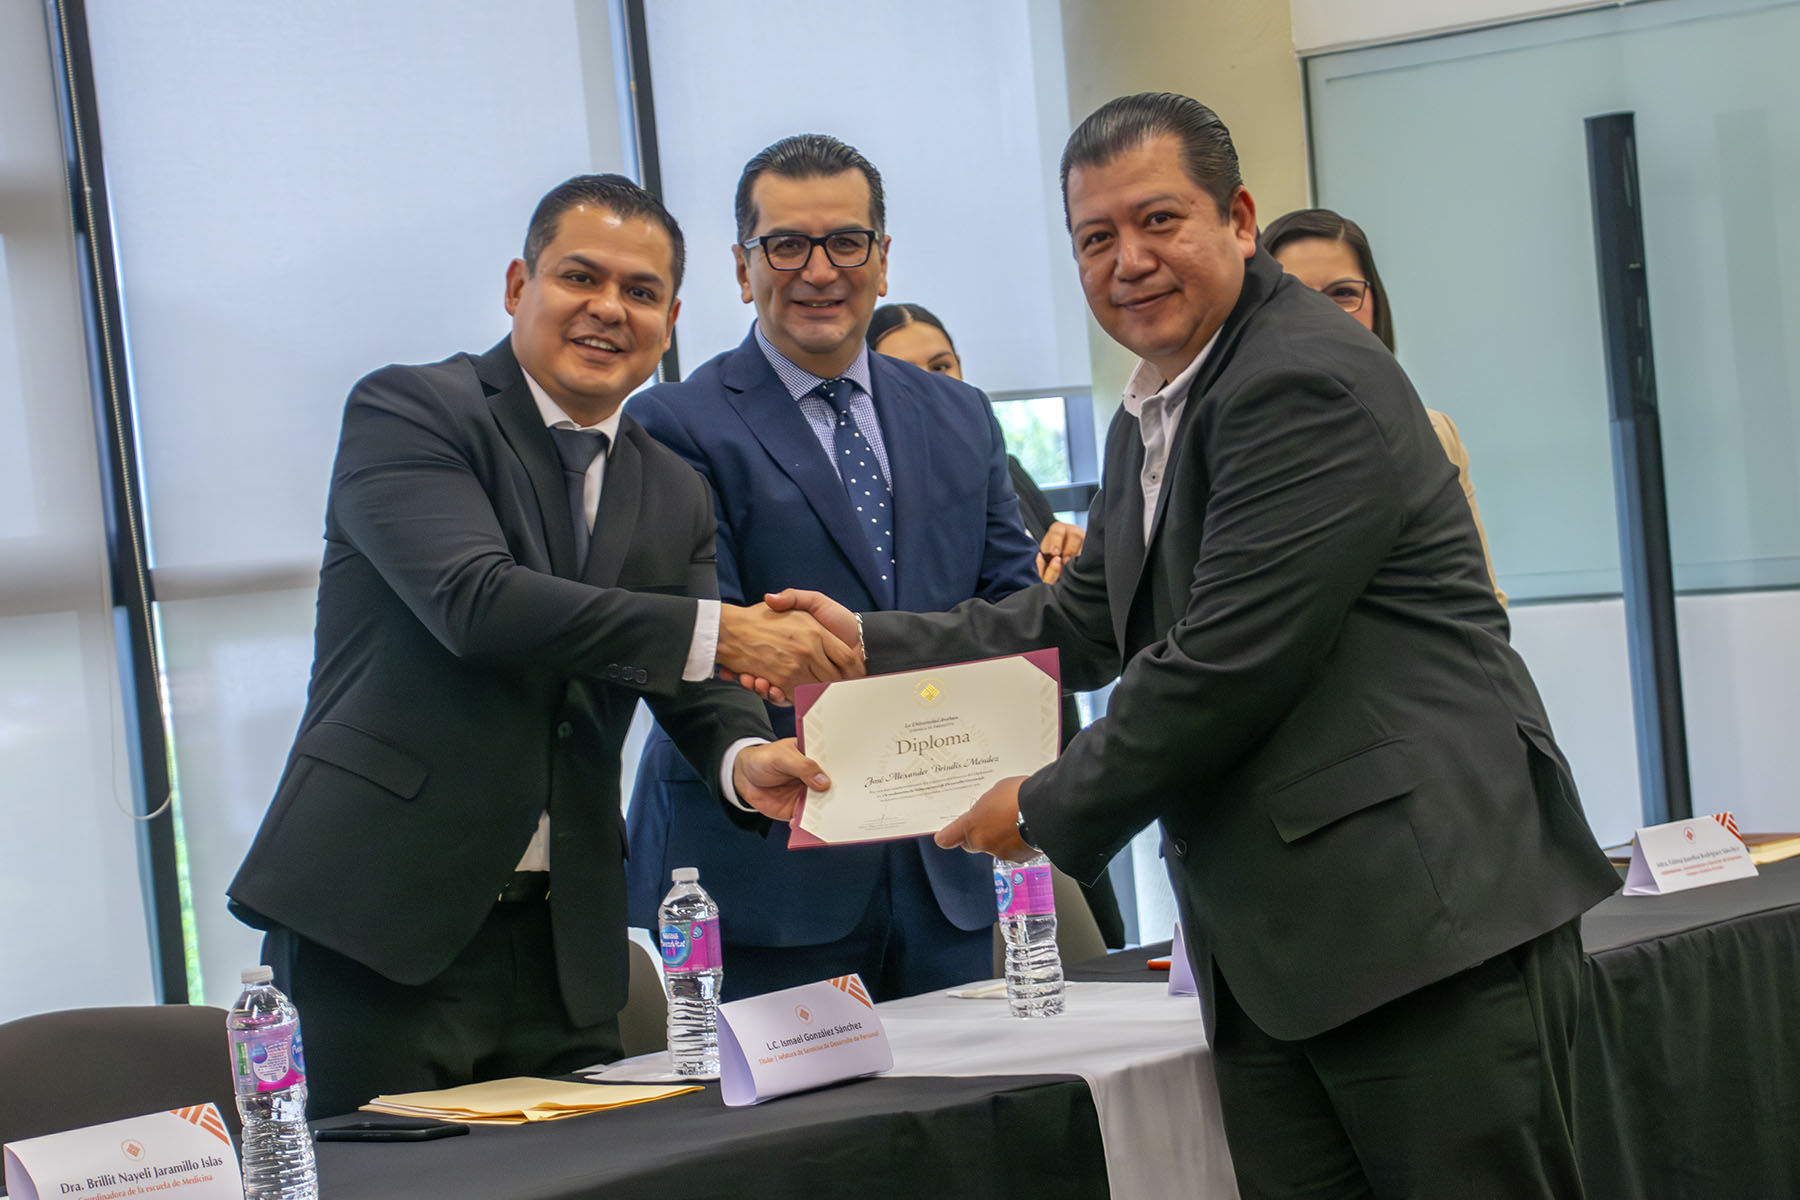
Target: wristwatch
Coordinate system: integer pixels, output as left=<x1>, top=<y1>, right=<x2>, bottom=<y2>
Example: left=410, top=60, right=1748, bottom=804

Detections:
left=1015, top=810, right=1041, bottom=853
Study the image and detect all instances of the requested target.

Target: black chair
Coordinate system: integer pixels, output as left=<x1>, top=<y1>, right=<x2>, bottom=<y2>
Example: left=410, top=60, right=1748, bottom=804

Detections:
left=0, top=1005, right=239, bottom=1149
left=618, top=939, right=669, bottom=1057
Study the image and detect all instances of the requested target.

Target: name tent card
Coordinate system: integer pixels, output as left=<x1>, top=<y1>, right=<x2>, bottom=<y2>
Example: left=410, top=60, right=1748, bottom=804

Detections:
left=4, top=1104, right=243, bottom=1200
left=1624, top=812, right=1758, bottom=895
left=1167, top=922, right=1198, bottom=998
left=716, top=975, right=892, bottom=1106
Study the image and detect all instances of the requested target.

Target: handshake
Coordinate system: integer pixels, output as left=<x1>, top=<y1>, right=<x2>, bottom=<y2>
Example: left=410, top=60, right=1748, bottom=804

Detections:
left=715, top=589, right=864, bottom=705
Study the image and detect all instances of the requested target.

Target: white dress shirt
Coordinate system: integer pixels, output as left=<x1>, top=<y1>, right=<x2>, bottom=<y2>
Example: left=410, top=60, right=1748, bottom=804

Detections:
left=516, top=371, right=757, bottom=868
left=1118, top=331, right=1218, bottom=546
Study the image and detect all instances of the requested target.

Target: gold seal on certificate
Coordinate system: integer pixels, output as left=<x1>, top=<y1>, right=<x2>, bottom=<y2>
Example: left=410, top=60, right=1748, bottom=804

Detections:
left=788, top=650, right=1061, bottom=848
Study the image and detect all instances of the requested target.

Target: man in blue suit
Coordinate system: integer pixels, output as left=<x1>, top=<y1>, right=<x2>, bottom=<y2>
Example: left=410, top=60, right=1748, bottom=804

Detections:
left=626, top=134, right=1040, bottom=1001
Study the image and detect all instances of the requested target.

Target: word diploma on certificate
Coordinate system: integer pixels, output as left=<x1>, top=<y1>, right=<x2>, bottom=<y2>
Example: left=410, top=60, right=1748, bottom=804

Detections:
left=789, top=649, right=1061, bottom=848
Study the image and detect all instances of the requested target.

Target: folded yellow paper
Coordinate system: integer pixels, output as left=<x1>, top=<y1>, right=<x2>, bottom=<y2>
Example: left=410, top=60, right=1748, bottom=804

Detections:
left=1746, top=834, right=1800, bottom=865
left=360, top=1077, right=699, bottom=1124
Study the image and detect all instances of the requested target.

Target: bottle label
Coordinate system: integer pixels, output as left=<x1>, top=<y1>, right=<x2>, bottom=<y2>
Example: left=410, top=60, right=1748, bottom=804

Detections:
left=994, top=863, right=1055, bottom=917
left=230, top=1019, right=305, bottom=1094
left=660, top=917, right=722, bottom=971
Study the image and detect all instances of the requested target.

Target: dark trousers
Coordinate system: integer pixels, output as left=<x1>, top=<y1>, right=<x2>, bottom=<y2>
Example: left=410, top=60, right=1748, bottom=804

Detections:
left=264, top=899, right=622, bottom=1119
left=720, top=840, right=993, bottom=1004
left=1210, top=921, right=1587, bottom=1200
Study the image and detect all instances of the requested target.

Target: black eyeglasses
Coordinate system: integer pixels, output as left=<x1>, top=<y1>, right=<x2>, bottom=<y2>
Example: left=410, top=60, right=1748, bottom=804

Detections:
left=742, top=229, right=877, bottom=271
left=1320, top=278, right=1372, bottom=314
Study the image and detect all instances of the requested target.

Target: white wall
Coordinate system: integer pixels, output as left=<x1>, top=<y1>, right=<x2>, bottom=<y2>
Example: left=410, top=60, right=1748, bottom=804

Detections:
left=0, top=0, right=156, bottom=1021
left=1297, top=0, right=1800, bottom=843
left=1291, top=0, right=1648, bottom=53
left=644, top=0, right=1091, bottom=397
left=82, top=0, right=628, bottom=1008
left=1514, top=590, right=1800, bottom=844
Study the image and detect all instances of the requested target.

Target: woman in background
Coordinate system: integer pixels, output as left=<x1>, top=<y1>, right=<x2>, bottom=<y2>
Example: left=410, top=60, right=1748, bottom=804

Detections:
left=1262, top=208, right=1506, bottom=604
left=866, top=303, right=1085, bottom=584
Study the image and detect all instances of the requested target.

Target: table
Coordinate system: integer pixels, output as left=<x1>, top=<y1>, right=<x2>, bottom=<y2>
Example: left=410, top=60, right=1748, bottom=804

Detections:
left=583, top=981, right=1223, bottom=1200
left=314, top=1073, right=1108, bottom=1199
left=876, top=982, right=1232, bottom=1200
left=1071, top=857, right=1800, bottom=1200
left=311, top=858, right=1799, bottom=1199
left=1576, top=857, right=1800, bottom=1199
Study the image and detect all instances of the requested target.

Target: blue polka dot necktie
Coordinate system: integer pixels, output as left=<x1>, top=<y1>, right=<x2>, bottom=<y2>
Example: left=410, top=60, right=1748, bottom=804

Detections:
left=815, top=378, right=894, bottom=607
left=549, top=427, right=609, bottom=574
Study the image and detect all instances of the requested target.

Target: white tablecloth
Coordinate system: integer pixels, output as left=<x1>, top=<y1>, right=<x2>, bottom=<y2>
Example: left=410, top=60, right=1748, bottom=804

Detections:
left=877, top=981, right=1238, bottom=1200
left=592, top=980, right=1238, bottom=1200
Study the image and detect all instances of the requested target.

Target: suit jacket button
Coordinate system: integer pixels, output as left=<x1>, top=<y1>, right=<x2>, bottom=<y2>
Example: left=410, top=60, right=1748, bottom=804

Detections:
left=556, top=721, right=573, bottom=739
left=633, top=668, right=648, bottom=684
left=605, top=664, right=620, bottom=679
left=1168, top=837, right=1188, bottom=859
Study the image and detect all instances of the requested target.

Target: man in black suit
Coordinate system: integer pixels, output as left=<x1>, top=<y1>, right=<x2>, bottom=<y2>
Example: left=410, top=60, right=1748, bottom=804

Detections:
left=774, top=95, right=1619, bottom=1197
left=228, top=175, right=856, bottom=1118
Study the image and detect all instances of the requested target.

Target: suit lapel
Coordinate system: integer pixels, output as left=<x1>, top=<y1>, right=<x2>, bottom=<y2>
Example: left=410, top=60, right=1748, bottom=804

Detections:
left=721, top=333, right=890, bottom=602
left=1103, top=415, right=1149, bottom=654
left=585, top=420, right=642, bottom=588
left=1142, top=391, right=1204, bottom=550
left=869, top=355, right=927, bottom=608
left=1118, top=251, right=1282, bottom=638
left=479, top=339, right=580, bottom=577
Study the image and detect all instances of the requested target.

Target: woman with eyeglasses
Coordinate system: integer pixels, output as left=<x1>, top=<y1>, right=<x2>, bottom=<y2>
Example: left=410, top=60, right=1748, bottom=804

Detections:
left=1262, top=208, right=1505, bottom=604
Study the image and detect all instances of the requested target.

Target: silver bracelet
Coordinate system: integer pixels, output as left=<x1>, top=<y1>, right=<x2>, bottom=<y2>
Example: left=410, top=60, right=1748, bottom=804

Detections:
left=853, top=611, right=866, bottom=661
left=1016, top=810, right=1041, bottom=852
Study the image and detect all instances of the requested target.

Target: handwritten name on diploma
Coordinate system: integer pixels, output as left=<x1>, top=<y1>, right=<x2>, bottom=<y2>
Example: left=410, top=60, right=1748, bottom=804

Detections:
left=792, top=653, right=1059, bottom=848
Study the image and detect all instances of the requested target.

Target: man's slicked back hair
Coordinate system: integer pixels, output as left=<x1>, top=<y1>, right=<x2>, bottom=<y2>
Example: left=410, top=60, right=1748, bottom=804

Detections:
left=522, top=174, right=686, bottom=295
left=734, top=134, right=886, bottom=242
left=1059, top=92, right=1242, bottom=227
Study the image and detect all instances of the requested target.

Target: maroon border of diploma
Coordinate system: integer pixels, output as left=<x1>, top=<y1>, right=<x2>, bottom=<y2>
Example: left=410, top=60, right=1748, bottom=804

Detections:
left=786, top=648, right=1061, bottom=849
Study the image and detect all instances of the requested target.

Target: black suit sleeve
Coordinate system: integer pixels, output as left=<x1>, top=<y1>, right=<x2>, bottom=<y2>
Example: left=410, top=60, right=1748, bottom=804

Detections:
left=1009, top=455, right=1056, bottom=545
left=1023, top=368, right=1402, bottom=879
left=868, top=368, right=1404, bottom=882
left=862, top=507, right=1119, bottom=688
left=642, top=464, right=773, bottom=813
left=973, top=398, right=1044, bottom=602
left=630, top=387, right=747, bottom=606
left=329, top=365, right=700, bottom=695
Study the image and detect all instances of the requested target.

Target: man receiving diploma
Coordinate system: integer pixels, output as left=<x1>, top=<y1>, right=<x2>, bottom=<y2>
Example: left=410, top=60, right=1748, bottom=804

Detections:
left=770, top=95, right=1620, bottom=1199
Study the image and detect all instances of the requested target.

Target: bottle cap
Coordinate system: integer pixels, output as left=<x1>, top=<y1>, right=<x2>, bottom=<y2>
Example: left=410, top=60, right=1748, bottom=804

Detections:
left=671, top=867, right=699, bottom=884
left=240, top=965, right=274, bottom=985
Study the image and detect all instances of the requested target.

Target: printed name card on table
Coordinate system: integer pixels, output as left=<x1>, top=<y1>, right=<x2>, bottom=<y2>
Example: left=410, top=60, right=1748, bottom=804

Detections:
left=1167, top=922, right=1197, bottom=997
left=4, top=1104, right=243, bottom=1200
left=1624, top=812, right=1758, bottom=895
left=716, top=974, right=893, bottom=1106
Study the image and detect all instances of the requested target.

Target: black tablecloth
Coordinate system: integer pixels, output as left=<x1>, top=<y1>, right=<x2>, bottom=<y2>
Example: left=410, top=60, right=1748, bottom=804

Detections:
left=313, top=1073, right=1108, bottom=1199
left=307, top=859, right=1797, bottom=1199
left=1070, top=857, right=1800, bottom=1200
left=1576, top=858, right=1800, bottom=1199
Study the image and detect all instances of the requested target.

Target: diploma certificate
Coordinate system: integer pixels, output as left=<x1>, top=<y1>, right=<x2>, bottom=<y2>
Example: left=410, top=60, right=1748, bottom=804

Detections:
left=789, top=650, right=1060, bottom=847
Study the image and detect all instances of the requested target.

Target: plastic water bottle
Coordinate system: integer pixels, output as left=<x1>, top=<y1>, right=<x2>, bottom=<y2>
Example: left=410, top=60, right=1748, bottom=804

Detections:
left=994, top=855, right=1064, bottom=1017
left=659, top=867, right=724, bottom=1076
left=227, top=966, right=317, bottom=1200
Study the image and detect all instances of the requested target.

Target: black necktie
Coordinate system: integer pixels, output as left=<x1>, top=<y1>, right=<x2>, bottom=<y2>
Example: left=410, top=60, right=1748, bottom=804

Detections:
left=549, top=428, right=609, bottom=573
left=815, top=378, right=894, bottom=606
